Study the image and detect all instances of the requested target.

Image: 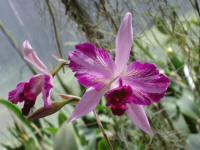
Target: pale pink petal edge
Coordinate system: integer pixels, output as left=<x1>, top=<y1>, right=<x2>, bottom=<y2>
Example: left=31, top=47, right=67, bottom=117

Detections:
left=115, top=12, right=133, bottom=74
left=126, top=103, right=153, bottom=137
left=67, top=87, right=106, bottom=123
left=23, top=40, right=48, bottom=73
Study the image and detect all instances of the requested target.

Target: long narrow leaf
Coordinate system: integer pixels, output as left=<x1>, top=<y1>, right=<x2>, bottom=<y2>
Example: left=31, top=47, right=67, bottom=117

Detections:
left=134, top=39, right=154, bottom=60
left=0, top=99, right=33, bottom=131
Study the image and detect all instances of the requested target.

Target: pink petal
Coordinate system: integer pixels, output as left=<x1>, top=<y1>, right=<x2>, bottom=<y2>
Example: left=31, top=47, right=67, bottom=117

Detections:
left=67, top=87, right=106, bottom=123
left=115, top=12, right=133, bottom=74
left=68, top=42, right=115, bottom=90
left=23, top=40, right=48, bottom=73
left=41, top=74, right=53, bottom=108
left=122, top=62, right=170, bottom=105
left=126, top=103, right=153, bottom=136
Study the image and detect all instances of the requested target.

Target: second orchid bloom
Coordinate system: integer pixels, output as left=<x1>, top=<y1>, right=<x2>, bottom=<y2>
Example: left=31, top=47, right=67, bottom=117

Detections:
left=67, top=13, right=170, bottom=136
left=8, top=41, right=53, bottom=115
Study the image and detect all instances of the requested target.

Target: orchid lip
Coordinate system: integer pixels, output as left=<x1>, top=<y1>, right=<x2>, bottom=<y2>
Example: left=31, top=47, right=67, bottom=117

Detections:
left=105, top=85, right=134, bottom=116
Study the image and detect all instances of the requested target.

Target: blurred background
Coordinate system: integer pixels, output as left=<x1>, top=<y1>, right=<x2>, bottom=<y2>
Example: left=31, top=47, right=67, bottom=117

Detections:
left=0, top=0, right=200, bottom=150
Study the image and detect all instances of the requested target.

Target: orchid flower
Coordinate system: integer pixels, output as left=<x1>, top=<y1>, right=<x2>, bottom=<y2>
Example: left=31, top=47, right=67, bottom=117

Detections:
left=67, top=12, right=170, bottom=136
left=8, top=40, right=53, bottom=115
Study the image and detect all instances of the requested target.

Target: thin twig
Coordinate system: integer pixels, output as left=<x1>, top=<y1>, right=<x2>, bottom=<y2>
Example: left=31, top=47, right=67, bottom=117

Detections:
left=99, top=0, right=118, bottom=33
left=0, top=21, right=37, bottom=74
left=157, top=103, right=182, bottom=139
left=45, top=0, right=63, bottom=58
left=93, top=109, right=113, bottom=150
left=61, top=0, right=107, bottom=49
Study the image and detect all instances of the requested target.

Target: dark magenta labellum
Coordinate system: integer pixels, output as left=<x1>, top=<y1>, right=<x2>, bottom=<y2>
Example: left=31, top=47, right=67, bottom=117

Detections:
left=105, top=85, right=133, bottom=116
left=22, top=100, right=36, bottom=115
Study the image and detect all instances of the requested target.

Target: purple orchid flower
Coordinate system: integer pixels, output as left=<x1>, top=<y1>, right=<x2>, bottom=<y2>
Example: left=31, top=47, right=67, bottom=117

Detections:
left=67, top=13, right=170, bottom=136
left=8, top=40, right=53, bottom=115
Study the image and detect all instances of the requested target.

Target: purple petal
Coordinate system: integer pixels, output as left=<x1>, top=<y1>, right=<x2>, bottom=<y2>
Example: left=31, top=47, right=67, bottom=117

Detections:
left=41, top=74, right=53, bottom=108
left=8, top=82, right=26, bottom=104
left=68, top=42, right=115, bottom=90
left=126, top=103, right=153, bottom=136
left=23, top=40, right=48, bottom=74
left=8, top=74, right=43, bottom=104
left=122, top=62, right=170, bottom=105
left=8, top=74, right=43, bottom=115
left=115, top=12, right=133, bottom=74
left=67, top=87, right=106, bottom=123
left=111, top=103, right=128, bottom=116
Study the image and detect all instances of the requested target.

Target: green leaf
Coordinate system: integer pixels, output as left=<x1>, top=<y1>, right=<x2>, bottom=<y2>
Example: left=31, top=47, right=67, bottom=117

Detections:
left=97, top=139, right=122, bottom=150
left=164, top=37, right=173, bottom=45
left=177, top=98, right=200, bottom=120
left=45, top=127, right=58, bottom=134
left=157, top=25, right=168, bottom=35
left=186, top=134, right=200, bottom=150
left=190, top=19, right=200, bottom=26
left=97, top=138, right=110, bottom=150
left=24, top=138, right=38, bottom=150
left=1, top=143, right=24, bottom=150
left=58, top=111, right=67, bottom=127
left=166, top=48, right=184, bottom=75
left=88, top=137, right=96, bottom=150
left=54, top=123, right=78, bottom=150
left=154, top=18, right=168, bottom=35
left=134, top=40, right=154, bottom=60
left=55, top=68, right=82, bottom=96
left=0, top=99, right=33, bottom=131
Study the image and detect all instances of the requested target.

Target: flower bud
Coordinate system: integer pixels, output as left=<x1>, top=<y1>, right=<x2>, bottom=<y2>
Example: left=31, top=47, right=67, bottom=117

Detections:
left=27, top=97, right=79, bottom=121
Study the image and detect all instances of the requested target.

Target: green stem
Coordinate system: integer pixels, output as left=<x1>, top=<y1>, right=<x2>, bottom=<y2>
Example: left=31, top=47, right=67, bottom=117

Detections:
left=93, top=109, right=113, bottom=150
left=51, top=61, right=68, bottom=77
left=45, top=0, right=63, bottom=58
left=157, top=103, right=182, bottom=139
left=0, top=21, right=37, bottom=74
